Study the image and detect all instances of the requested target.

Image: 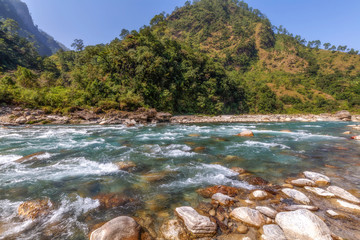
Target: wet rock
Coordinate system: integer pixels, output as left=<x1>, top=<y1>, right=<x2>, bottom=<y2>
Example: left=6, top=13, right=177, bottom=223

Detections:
left=197, top=185, right=241, bottom=198
left=90, top=216, right=140, bottom=240
left=282, top=188, right=310, bottom=205
left=230, top=207, right=265, bottom=228
left=175, top=206, right=217, bottom=238
left=115, top=161, right=136, bottom=172
left=304, top=186, right=335, bottom=198
left=141, top=171, right=173, bottom=182
left=291, top=178, right=315, bottom=187
left=255, top=206, right=277, bottom=219
left=331, top=199, right=360, bottom=214
left=193, top=147, right=206, bottom=153
left=335, top=110, right=351, bottom=121
left=237, top=130, right=254, bottom=137
left=275, top=209, right=332, bottom=240
left=15, top=152, right=46, bottom=163
left=327, top=186, right=360, bottom=204
left=188, top=134, right=200, bottom=137
left=212, top=193, right=236, bottom=206
left=244, top=176, right=269, bottom=186
left=303, top=171, right=330, bottom=186
left=230, top=167, right=247, bottom=174
left=280, top=130, right=292, bottom=133
left=156, top=112, right=172, bottom=122
left=261, top=224, right=286, bottom=240
left=282, top=205, right=319, bottom=211
left=160, top=219, right=187, bottom=240
left=93, top=193, right=133, bottom=209
left=249, top=190, right=269, bottom=200
left=18, top=199, right=52, bottom=219
left=236, top=224, right=248, bottom=234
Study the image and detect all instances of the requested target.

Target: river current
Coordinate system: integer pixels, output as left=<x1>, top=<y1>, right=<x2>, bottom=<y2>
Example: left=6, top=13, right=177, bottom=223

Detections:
left=0, top=122, right=359, bottom=239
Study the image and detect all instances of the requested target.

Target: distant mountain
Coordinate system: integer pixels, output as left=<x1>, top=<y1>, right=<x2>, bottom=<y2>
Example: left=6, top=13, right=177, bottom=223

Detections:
left=0, top=0, right=66, bottom=56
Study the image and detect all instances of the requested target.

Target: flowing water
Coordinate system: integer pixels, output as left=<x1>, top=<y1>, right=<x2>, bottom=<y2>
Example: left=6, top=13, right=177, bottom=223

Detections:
left=0, top=122, right=359, bottom=239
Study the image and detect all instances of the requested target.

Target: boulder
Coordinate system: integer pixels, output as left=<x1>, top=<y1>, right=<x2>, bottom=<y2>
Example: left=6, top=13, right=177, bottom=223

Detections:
left=275, top=209, right=332, bottom=240
left=160, top=219, right=187, bottom=240
left=18, top=199, right=52, bottom=219
left=196, top=185, right=240, bottom=198
left=90, top=216, right=140, bottom=240
left=304, top=186, right=335, bottom=198
left=211, top=193, right=235, bottom=206
left=282, top=188, right=310, bottom=205
left=291, top=178, right=315, bottom=187
left=237, top=130, right=254, bottom=137
left=327, top=186, right=360, bottom=204
left=230, top=207, right=265, bottom=228
left=175, top=206, right=217, bottom=238
left=250, top=190, right=269, bottom=200
left=303, top=171, right=330, bottom=186
left=15, top=116, right=27, bottom=124
left=261, top=224, right=286, bottom=240
left=255, top=206, right=277, bottom=219
left=335, top=110, right=351, bottom=121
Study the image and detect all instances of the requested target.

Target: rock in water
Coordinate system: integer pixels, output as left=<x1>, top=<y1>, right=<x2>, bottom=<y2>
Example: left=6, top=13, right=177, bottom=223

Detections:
left=327, top=186, right=360, bottom=204
left=90, top=216, right=140, bottom=240
left=275, top=209, right=332, bottom=240
left=282, top=188, right=311, bottom=204
left=18, top=199, right=52, bottom=219
left=211, top=193, right=235, bottom=206
left=304, top=186, right=335, bottom=198
left=303, top=171, right=330, bottom=186
left=250, top=190, right=269, bottom=200
left=291, top=178, right=316, bottom=187
left=160, top=219, right=187, bottom=240
left=255, top=206, right=277, bottom=219
left=175, top=206, right=217, bottom=238
left=15, top=152, right=46, bottom=163
left=237, top=130, right=254, bottom=137
left=261, top=224, right=287, bottom=240
left=230, top=207, right=265, bottom=228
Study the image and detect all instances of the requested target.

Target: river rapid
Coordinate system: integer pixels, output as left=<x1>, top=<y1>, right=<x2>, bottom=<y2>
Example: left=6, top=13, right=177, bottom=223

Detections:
left=0, top=122, right=359, bottom=239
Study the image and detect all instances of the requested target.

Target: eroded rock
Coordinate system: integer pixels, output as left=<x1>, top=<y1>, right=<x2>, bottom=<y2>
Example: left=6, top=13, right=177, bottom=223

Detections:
left=250, top=190, right=269, bottom=200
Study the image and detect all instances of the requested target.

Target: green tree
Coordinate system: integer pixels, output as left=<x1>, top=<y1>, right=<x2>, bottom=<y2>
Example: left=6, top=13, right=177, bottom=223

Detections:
left=71, top=39, right=84, bottom=51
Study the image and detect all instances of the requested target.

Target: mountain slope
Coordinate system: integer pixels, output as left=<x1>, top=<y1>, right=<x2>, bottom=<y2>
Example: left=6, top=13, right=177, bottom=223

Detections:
left=0, top=0, right=66, bottom=56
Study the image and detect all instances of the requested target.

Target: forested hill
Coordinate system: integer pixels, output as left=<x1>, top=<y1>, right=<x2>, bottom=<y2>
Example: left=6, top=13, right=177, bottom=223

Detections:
left=0, top=0, right=66, bottom=56
left=1, top=0, right=360, bottom=115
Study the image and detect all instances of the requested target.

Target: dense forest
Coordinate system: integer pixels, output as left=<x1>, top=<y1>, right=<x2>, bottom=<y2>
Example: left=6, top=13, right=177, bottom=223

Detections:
left=1, top=0, right=360, bottom=114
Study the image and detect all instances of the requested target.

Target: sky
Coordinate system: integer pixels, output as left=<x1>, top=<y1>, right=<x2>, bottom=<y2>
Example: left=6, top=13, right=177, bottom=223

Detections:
left=23, top=0, right=360, bottom=50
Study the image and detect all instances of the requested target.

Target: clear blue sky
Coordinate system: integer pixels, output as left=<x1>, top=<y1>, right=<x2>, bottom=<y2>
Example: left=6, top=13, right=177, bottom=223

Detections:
left=23, top=0, right=360, bottom=50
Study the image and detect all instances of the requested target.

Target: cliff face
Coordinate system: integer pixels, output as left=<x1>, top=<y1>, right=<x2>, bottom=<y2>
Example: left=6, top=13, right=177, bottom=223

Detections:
left=0, top=0, right=66, bottom=55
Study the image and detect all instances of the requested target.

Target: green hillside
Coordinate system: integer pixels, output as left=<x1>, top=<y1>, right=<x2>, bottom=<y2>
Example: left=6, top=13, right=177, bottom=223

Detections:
left=1, top=0, right=360, bottom=114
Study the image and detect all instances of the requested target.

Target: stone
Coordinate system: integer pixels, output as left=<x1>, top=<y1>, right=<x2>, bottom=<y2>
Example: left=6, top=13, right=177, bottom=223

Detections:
left=236, top=224, right=248, bottom=234
left=15, top=116, right=27, bottom=124
left=160, top=219, right=187, bottom=240
left=303, top=171, right=330, bottom=186
left=275, top=209, right=332, bottom=240
left=255, top=206, right=277, bottom=219
left=335, top=110, right=351, bottom=121
left=93, top=193, right=133, bottom=209
left=188, top=134, right=200, bottom=137
left=212, top=193, right=235, bottom=206
left=282, top=188, right=311, bottom=204
left=115, top=161, right=136, bottom=172
left=280, top=130, right=292, bottom=133
left=193, top=147, right=206, bottom=152
left=209, top=209, right=216, bottom=216
left=237, top=130, right=254, bottom=137
left=343, top=131, right=351, bottom=134
left=325, top=210, right=347, bottom=219
left=230, top=207, right=265, bottom=228
left=291, top=179, right=315, bottom=187
left=261, top=224, right=286, bottom=240
left=90, top=216, right=140, bottom=240
left=18, top=199, right=52, bottom=219
left=283, top=205, right=319, bottom=211
left=304, top=186, right=335, bottom=198
left=327, top=186, right=360, bottom=204
left=331, top=199, right=360, bottom=214
left=141, top=171, right=173, bottom=182
left=175, top=206, right=217, bottom=238
left=244, top=176, right=269, bottom=186
left=282, top=184, right=293, bottom=188
left=196, top=185, right=240, bottom=198
left=250, top=190, right=268, bottom=200
left=15, top=152, right=46, bottom=163
left=230, top=167, right=247, bottom=174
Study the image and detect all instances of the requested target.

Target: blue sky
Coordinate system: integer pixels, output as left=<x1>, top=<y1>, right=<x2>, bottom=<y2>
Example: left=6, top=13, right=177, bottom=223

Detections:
left=23, top=0, right=360, bottom=50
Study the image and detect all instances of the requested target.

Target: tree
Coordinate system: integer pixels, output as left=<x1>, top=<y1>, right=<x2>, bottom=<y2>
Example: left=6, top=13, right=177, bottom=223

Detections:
left=329, top=45, right=336, bottom=51
left=119, top=29, right=130, bottom=39
left=323, top=43, right=331, bottom=50
left=348, top=48, right=359, bottom=55
left=337, top=45, right=347, bottom=52
left=314, top=40, right=321, bottom=49
left=71, top=39, right=84, bottom=51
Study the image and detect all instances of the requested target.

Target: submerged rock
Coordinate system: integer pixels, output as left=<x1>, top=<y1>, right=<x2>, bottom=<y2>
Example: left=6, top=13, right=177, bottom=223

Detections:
left=196, top=185, right=240, bottom=198
left=261, top=224, right=286, bottom=240
left=160, top=219, right=187, bottom=240
left=304, top=186, right=335, bottom=198
left=244, top=176, right=269, bottom=186
left=230, top=167, right=247, bottom=174
left=115, top=161, right=136, bottom=172
left=212, top=193, right=236, bottom=206
left=282, top=188, right=310, bottom=205
left=237, top=130, right=254, bottom=137
left=275, top=209, right=332, bottom=240
left=291, top=178, right=315, bottom=187
left=175, top=206, right=217, bottom=238
left=90, top=216, right=140, bottom=240
left=15, top=152, right=46, bottom=163
left=327, top=186, right=360, bottom=204
left=93, top=193, right=133, bottom=209
left=230, top=207, right=265, bottom=228
left=18, top=199, right=52, bottom=219
left=303, top=171, right=331, bottom=186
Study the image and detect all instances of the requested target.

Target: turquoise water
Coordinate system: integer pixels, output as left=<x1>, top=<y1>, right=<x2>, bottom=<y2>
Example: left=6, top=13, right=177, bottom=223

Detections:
left=0, top=122, right=359, bottom=239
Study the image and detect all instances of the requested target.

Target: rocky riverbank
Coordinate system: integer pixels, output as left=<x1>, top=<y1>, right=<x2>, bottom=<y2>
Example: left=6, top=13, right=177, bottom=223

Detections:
left=0, top=107, right=358, bottom=126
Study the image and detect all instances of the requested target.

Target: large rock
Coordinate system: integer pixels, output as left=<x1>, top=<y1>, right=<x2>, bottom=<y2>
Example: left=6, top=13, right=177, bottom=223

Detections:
left=327, top=186, right=360, bottom=204
left=304, top=186, right=335, bottom=198
left=175, top=206, right=217, bottom=238
left=275, top=209, right=332, bottom=240
left=282, top=188, right=311, bottom=204
left=335, top=110, right=351, bottom=121
left=230, top=207, right=265, bottom=228
left=90, top=216, right=140, bottom=240
left=18, top=199, right=52, bottom=219
left=261, top=224, right=286, bottom=240
left=303, top=171, right=330, bottom=186
left=291, top=178, right=315, bottom=187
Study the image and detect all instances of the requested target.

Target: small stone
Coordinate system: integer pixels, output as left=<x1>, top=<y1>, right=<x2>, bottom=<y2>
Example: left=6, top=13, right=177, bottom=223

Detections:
left=209, top=209, right=216, bottom=216
left=283, top=205, right=319, bottom=211
left=291, top=179, right=315, bottom=187
left=282, top=188, right=310, bottom=205
left=327, top=186, right=360, bottom=204
left=230, top=207, right=265, bottom=228
left=282, top=184, right=293, bottom=188
left=250, top=190, right=268, bottom=200
left=304, top=186, right=335, bottom=198
left=236, top=224, right=248, bottom=234
left=237, top=130, right=254, bottom=137
left=193, top=147, right=206, bottom=152
left=255, top=206, right=277, bottom=219
left=212, top=193, right=236, bottom=206
left=261, top=224, right=286, bottom=240
left=280, top=130, right=292, bottom=133
left=303, top=171, right=330, bottom=186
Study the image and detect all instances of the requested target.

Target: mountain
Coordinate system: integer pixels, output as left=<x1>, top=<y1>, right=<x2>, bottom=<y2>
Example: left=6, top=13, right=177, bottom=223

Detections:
left=0, top=0, right=66, bottom=56
left=1, top=0, right=360, bottom=115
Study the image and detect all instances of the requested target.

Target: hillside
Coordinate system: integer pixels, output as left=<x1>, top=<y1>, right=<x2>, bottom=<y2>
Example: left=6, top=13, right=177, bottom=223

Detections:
left=0, top=0, right=66, bottom=56
left=0, top=0, right=360, bottom=115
